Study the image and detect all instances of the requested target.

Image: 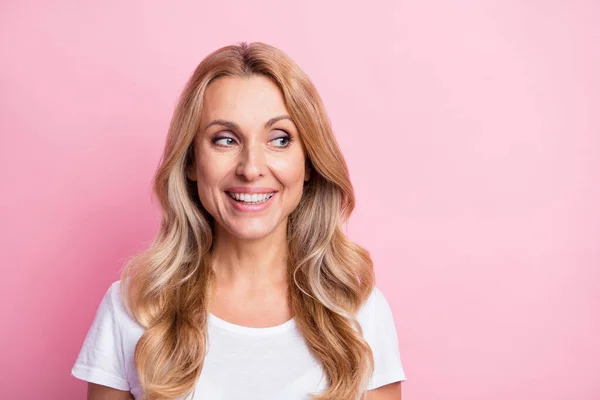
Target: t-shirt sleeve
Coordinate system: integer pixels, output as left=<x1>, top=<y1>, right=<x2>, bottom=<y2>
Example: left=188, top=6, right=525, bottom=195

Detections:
left=362, top=287, right=407, bottom=390
left=71, top=281, right=130, bottom=391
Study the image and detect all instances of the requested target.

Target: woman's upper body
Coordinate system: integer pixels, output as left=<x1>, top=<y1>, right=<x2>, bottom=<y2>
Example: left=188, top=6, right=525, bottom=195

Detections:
left=72, top=41, right=407, bottom=399
left=71, top=279, right=406, bottom=399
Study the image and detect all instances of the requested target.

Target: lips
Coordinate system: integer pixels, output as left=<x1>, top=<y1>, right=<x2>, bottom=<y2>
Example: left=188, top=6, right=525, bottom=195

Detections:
left=226, top=190, right=276, bottom=212
left=225, top=186, right=279, bottom=194
left=226, top=191, right=275, bottom=204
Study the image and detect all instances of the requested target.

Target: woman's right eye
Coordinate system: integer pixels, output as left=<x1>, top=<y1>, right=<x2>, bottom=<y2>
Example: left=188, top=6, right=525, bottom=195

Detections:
left=213, top=137, right=236, bottom=147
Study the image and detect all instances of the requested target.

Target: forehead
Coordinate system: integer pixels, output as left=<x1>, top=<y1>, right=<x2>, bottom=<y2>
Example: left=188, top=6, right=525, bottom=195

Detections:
left=201, top=75, right=290, bottom=123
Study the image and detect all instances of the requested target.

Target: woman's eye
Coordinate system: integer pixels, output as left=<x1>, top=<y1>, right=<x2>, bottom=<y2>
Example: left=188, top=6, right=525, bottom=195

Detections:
left=213, top=137, right=236, bottom=147
left=271, top=136, right=290, bottom=148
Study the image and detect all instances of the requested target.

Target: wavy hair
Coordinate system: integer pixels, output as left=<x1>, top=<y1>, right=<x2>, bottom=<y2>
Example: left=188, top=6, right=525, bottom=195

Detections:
left=119, top=42, right=375, bottom=400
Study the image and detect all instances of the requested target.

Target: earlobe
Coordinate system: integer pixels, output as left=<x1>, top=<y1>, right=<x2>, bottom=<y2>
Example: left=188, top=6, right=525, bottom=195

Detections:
left=304, top=161, right=311, bottom=182
left=187, top=165, right=197, bottom=182
left=186, top=145, right=198, bottom=182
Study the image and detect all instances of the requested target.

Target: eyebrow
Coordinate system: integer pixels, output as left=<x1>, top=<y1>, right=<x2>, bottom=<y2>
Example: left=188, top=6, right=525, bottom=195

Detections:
left=203, top=115, right=293, bottom=132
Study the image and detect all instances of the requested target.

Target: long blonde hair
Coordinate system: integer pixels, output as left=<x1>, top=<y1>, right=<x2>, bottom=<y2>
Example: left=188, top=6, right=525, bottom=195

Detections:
left=120, top=42, right=375, bottom=400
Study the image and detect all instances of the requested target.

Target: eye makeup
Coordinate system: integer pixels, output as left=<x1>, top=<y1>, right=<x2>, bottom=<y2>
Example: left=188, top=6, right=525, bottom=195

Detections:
left=210, top=129, right=295, bottom=149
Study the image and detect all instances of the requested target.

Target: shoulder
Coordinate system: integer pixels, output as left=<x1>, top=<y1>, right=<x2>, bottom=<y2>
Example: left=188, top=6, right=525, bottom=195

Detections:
left=355, top=286, right=408, bottom=388
left=71, top=279, right=141, bottom=391
left=102, top=279, right=139, bottom=329
left=106, top=280, right=126, bottom=313
left=356, top=286, right=395, bottom=329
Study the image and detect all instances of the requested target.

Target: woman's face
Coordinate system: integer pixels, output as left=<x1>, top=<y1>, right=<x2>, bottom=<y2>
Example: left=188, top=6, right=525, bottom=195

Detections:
left=187, top=75, right=310, bottom=240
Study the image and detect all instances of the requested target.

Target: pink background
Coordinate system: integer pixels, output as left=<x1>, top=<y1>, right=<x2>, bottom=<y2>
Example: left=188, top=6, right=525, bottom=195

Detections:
left=1, top=1, right=598, bottom=399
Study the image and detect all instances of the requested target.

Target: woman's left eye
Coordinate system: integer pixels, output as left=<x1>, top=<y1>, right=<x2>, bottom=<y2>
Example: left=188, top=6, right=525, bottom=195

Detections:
left=213, top=137, right=236, bottom=147
left=271, top=136, right=290, bottom=148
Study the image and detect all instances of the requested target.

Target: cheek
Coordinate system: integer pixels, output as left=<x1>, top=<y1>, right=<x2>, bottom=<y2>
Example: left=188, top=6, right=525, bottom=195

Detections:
left=196, top=151, right=231, bottom=183
left=194, top=157, right=230, bottom=202
left=271, top=156, right=306, bottom=187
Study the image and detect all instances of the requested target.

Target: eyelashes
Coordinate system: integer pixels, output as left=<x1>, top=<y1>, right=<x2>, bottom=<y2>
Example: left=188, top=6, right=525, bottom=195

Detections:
left=211, top=131, right=294, bottom=149
left=212, top=137, right=237, bottom=147
left=269, top=135, right=292, bottom=148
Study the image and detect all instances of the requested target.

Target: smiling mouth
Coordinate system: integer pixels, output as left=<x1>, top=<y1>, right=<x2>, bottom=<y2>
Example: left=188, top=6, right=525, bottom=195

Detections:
left=226, top=191, right=276, bottom=205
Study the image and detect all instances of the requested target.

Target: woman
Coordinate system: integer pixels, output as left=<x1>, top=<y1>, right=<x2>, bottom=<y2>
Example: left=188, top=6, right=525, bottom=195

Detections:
left=71, top=42, right=407, bottom=400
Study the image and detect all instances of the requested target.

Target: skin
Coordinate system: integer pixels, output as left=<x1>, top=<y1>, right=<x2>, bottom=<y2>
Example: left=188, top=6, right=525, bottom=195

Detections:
left=87, top=75, right=401, bottom=399
left=186, top=75, right=310, bottom=328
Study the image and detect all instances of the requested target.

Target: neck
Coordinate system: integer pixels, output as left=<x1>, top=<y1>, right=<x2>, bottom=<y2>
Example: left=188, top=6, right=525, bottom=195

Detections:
left=210, top=220, right=289, bottom=291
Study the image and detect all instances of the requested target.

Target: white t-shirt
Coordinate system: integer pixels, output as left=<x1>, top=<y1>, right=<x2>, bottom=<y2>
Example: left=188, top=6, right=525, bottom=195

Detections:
left=71, top=280, right=407, bottom=399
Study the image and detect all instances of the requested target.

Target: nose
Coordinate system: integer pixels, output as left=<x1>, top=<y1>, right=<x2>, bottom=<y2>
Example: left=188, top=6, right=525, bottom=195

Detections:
left=235, top=141, right=265, bottom=181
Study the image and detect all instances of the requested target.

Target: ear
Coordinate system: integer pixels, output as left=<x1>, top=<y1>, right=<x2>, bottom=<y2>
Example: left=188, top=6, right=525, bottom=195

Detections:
left=186, top=164, right=197, bottom=182
left=186, top=162, right=197, bottom=182
left=304, top=158, right=311, bottom=182
left=186, top=145, right=198, bottom=182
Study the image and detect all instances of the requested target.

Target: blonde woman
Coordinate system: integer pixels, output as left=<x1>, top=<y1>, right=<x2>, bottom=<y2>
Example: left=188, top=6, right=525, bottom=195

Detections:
left=71, top=42, right=407, bottom=400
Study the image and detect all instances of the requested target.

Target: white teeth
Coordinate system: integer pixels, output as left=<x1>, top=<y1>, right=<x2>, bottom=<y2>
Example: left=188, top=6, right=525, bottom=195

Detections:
left=228, top=192, right=275, bottom=204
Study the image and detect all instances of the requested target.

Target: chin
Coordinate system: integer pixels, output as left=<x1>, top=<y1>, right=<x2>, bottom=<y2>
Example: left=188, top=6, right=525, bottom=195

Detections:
left=226, top=220, right=279, bottom=241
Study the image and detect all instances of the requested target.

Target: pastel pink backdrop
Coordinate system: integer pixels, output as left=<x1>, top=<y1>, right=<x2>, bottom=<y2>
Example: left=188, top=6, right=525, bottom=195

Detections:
left=1, top=1, right=598, bottom=399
